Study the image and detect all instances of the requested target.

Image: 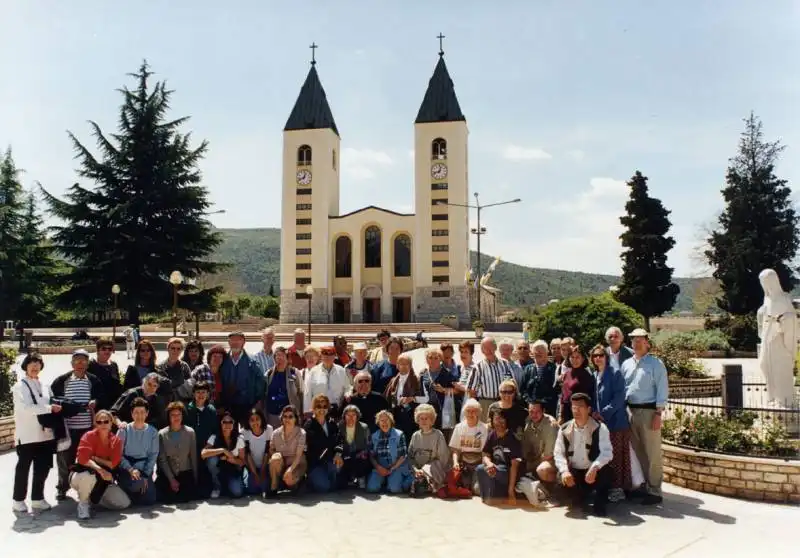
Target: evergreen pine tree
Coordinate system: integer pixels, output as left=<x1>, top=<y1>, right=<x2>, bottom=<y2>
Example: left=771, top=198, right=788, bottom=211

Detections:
left=42, top=62, right=224, bottom=324
left=0, top=148, right=26, bottom=339
left=615, top=170, right=680, bottom=331
left=705, top=113, right=798, bottom=315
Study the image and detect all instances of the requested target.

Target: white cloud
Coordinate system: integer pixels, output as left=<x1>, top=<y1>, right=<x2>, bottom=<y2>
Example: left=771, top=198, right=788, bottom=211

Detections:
left=502, top=145, right=553, bottom=162
left=341, top=147, right=394, bottom=181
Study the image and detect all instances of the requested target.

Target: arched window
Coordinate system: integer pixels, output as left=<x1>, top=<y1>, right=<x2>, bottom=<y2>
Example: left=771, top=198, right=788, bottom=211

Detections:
left=432, top=138, right=447, bottom=160
left=394, top=234, right=411, bottom=277
left=334, top=236, right=352, bottom=278
left=297, top=145, right=312, bottom=165
left=364, top=226, right=381, bottom=268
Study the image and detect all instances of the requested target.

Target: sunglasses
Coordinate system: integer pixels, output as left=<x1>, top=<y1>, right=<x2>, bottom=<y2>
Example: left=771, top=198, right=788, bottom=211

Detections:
left=357, top=379, right=370, bottom=384
left=96, top=420, right=110, bottom=425
left=282, top=415, right=296, bottom=420
left=221, top=420, right=234, bottom=425
left=592, top=354, right=605, bottom=359
left=500, top=389, right=515, bottom=395
left=314, top=405, right=329, bottom=410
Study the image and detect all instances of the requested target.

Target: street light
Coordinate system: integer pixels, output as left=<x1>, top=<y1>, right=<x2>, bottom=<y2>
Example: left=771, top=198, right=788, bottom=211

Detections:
left=169, top=271, right=183, bottom=336
left=111, top=284, right=120, bottom=349
left=305, top=285, right=314, bottom=343
left=434, top=192, right=522, bottom=321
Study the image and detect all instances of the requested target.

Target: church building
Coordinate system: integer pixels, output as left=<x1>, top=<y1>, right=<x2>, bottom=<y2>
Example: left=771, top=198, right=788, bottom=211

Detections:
left=279, top=43, right=472, bottom=324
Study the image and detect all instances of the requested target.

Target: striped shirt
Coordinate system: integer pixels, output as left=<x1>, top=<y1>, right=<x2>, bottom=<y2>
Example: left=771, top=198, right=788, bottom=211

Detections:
left=64, top=374, right=93, bottom=430
left=252, top=349, right=275, bottom=376
left=466, top=358, right=513, bottom=400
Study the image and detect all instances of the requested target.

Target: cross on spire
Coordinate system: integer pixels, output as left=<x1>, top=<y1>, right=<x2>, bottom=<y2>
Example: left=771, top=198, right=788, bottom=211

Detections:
left=437, top=33, right=445, bottom=56
left=310, top=42, right=318, bottom=66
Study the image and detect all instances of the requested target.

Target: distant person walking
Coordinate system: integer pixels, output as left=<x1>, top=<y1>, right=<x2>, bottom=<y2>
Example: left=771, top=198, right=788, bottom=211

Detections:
left=123, top=325, right=136, bottom=359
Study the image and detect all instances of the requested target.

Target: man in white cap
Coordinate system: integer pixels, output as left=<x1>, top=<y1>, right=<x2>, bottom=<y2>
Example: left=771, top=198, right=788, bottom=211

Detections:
left=621, top=328, right=668, bottom=505
left=345, top=342, right=372, bottom=379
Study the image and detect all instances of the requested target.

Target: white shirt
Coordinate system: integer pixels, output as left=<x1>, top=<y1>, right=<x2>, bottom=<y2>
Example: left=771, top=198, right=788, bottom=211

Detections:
left=241, top=427, right=273, bottom=464
left=394, top=373, right=429, bottom=405
left=303, top=363, right=350, bottom=411
left=609, top=351, right=620, bottom=372
left=449, top=422, right=488, bottom=453
left=13, top=377, right=56, bottom=445
left=207, top=434, right=245, bottom=453
left=554, top=420, right=613, bottom=474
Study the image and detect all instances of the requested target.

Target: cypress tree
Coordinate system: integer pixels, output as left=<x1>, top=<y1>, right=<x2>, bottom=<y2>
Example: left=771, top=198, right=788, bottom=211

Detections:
left=43, top=62, right=224, bottom=324
left=616, top=170, right=680, bottom=331
left=705, top=113, right=798, bottom=315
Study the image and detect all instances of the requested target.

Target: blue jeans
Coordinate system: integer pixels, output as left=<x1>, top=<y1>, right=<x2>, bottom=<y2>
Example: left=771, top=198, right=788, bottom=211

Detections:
left=366, top=459, right=411, bottom=494
left=206, top=457, right=244, bottom=498
left=476, top=464, right=510, bottom=502
left=243, top=468, right=269, bottom=495
left=118, top=469, right=157, bottom=505
left=308, top=462, right=339, bottom=493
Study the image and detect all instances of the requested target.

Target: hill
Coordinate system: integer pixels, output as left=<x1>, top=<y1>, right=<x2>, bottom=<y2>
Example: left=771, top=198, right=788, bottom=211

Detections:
left=213, top=228, right=703, bottom=313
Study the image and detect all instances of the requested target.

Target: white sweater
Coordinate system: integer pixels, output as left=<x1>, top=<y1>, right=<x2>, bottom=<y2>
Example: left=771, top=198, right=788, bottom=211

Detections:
left=303, top=363, right=351, bottom=411
left=13, top=377, right=56, bottom=445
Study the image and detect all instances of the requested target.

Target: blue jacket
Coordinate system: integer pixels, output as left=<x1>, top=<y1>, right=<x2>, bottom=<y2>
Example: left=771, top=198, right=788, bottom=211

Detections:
left=221, top=351, right=265, bottom=407
left=594, top=365, right=630, bottom=432
left=369, top=427, right=409, bottom=469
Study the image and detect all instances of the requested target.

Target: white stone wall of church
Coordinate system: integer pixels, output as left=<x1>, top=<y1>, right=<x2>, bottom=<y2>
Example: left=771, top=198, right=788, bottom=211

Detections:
left=414, top=286, right=470, bottom=325
left=279, top=288, right=331, bottom=324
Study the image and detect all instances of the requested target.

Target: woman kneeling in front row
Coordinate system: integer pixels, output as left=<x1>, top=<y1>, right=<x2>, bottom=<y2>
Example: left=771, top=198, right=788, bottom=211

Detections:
left=201, top=411, right=245, bottom=498
left=157, top=401, right=199, bottom=503
left=367, top=410, right=412, bottom=494
left=268, top=404, right=307, bottom=497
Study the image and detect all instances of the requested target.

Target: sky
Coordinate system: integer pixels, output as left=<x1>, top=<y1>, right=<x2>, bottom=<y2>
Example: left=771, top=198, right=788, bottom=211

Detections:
left=2, top=0, right=799, bottom=278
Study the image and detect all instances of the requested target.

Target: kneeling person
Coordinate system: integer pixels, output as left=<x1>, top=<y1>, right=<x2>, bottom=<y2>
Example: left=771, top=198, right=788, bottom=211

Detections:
left=367, top=410, right=412, bottom=494
left=408, top=404, right=450, bottom=498
left=517, top=400, right=558, bottom=506
left=268, top=405, right=307, bottom=496
left=554, top=392, right=613, bottom=516
left=476, top=408, right=522, bottom=505
left=157, top=402, right=199, bottom=503
left=117, top=397, right=158, bottom=505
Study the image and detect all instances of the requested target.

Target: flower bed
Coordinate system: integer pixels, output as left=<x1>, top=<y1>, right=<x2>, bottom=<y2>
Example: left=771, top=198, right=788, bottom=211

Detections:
left=663, top=444, right=800, bottom=503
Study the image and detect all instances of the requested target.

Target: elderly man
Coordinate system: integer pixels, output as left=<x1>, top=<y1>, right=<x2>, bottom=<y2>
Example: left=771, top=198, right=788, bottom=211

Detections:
left=112, top=372, right=170, bottom=430
left=498, top=339, right=524, bottom=386
left=605, top=326, right=634, bottom=372
left=369, top=329, right=391, bottom=363
left=51, top=349, right=103, bottom=500
left=345, top=342, right=372, bottom=379
left=622, top=328, right=668, bottom=505
left=304, top=345, right=350, bottom=419
left=344, top=371, right=389, bottom=432
left=222, top=331, right=265, bottom=425
left=287, top=328, right=307, bottom=370
left=466, top=337, right=513, bottom=421
left=253, top=327, right=276, bottom=374
left=517, top=400, right=559, bottom=506
left=520, top=340, right=558, bottom=417
left=516, top=340, right=534, bottom=369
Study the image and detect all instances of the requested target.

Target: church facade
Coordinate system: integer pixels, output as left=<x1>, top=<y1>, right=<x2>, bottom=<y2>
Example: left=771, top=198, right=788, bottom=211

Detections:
left=279, top=47, right=472, bottom=324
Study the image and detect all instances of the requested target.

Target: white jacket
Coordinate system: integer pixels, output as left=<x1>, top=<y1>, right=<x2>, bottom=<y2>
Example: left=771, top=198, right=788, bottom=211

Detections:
left=303, top=363, right=351, bottom=411
left=13, top=377, right=56, bottom=446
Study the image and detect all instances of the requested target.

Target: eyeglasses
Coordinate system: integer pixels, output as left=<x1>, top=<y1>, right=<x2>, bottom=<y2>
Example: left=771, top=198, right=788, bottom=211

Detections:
left=96, top=420, right=110, bottom=425
left=221, top=420, right=234, bottom=425
left=591, top=354, right=606, bottom=359
left=314, top=405, right=329, bottom=410
left=281, top=415, right=296, bottom=420
left=500, top=389, right=515, bottom=395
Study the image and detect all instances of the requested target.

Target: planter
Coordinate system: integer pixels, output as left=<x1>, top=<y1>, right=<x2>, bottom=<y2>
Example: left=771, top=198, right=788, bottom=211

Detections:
left=440, top=316, right=459, bottom=330
left=474, top=327, right=484, bottom=338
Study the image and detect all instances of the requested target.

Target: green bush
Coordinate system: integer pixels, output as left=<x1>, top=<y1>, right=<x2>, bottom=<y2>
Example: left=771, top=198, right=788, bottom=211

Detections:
left=652, top=329, right=731, bottom=354
left=0, top=347, right=18, bottom=416
left=704, top=314, right=759, bottom=351
left=652, top=346, right=708, bottom=379
left=529, top=293, right=643, bottom=348
left=662, top=406, right=795, bottom=457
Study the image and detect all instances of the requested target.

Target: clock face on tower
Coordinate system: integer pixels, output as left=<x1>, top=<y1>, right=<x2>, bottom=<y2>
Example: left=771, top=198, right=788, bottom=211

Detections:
left=431, top=163, right=448, bottom=180
left=296, top=169, right=312, bottom=185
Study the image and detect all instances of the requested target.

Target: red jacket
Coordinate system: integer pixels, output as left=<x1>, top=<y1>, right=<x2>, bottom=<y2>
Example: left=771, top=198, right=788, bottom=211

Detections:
left=287, top=346, right=305, bottom=370
left=76, top=429, right=123, bottom=469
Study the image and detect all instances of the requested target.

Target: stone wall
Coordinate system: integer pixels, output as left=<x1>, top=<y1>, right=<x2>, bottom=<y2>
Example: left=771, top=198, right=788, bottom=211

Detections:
left=0, top=416, right=15, bottom=452
left=663, top=443, right=800, bottom=503
left=279, top=288, right=330, bottom=324
left=415, top=285, right=470, bottom=325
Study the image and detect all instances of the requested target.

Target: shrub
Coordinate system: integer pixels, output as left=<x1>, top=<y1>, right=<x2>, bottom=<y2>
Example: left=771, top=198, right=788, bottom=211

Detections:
left=652, top=329, right=731, bottom=354
left=704, top=314, right=759, bottom=351
left=652, top=346, right=708, bottom=379
left=529, top=293, right=643, bottom=348
left=0, top=347, right=18, bottom=416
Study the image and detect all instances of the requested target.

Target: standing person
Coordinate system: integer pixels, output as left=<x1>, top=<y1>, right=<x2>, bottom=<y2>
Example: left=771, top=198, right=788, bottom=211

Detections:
left=242, top=408, right=274, bottom=496
left=384, top=354, right=430, bottom=441
left=221, top=331, right=265, bottom=425
left=123, top=339, right=158, bottom=392
left=345, top=342, right=372, bottom=379
left=466, top=337, right=513, bottom=422
left=344, top=371, right=389, bottom=433
left=370, top=337, right=403, bottom=394
left=157, top=402, right=199, bottom=503
left=88, top=337, right=123, bottom=412
left=476, top=408, right=521, bottom=506
left=116, top=397, right=158, bottom=506
left=286, top=328, right=307, bottom=370
left=264, top=347, right=304, bottom=427
left=298, top=345, right=320, bottom=385
left=369, top=329, right=391, bottom=363
left=422, top=348, right=459, bottom=432
left=453, top=341, right=476, bottom=396
left=252, top=327, right=276, bottom=376
left=333, top=335, right=351, bottom=367
left=622, top=329, right=668, bottom=505
left=605, top=326, right=634, bottom=372
left=522, top=322, right=530, bottom=343
left=123, top=325, right=136, bottom=359
left=182, top=340, right=205, bottom=371
left=303, top=346, right=350, bottom=420
left=51, top=349, right=102, bottom=501
left=558, top=346, right=596, bottom=424
left=12, top=353, right=61, bottom=513
left=516, top=340, right=534, bottom=370
left=190, top=344, right=226, bottom=407
left=520, top=340, right=558, bottom=417
left=554, top=393, right=613, bottom=516
left=549, top=338, right=562, bottom=366
left=158, top=337, right=193, bottom=403
left=498, top=339, right=523, bottom=386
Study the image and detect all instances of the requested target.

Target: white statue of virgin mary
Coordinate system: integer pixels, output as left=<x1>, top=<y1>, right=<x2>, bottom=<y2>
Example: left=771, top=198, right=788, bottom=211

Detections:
left=756, top=269, right=797, bottom=406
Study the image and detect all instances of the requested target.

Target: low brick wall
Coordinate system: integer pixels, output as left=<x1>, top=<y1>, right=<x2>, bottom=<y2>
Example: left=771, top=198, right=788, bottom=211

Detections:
left=663, top=443, right=800, bottom=504
left=668, top=378, right=722, bottom=399
left=0, top=416, right=15, bottom=452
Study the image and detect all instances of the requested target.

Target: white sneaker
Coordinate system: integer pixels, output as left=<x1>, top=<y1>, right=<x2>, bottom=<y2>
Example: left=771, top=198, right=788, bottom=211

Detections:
left=210, top=489, right=221, bottom=499
left=30, top=499, right=52, bottom=512
left=12, top=500, right=28, bottom=513
left=77, top=502, right=91, bottom=520
left=357, top=477, right=366, bottom=490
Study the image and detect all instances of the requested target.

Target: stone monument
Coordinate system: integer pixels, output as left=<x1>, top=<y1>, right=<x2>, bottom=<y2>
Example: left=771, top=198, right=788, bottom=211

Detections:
left=756, top=268, right=797, bottom=406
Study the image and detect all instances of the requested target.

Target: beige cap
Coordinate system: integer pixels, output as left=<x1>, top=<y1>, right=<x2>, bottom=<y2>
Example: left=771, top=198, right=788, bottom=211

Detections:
left=293, top=328, right=305, bottom=334
left=353, top=342, right=368, bottom=351
left=628, top=328, right=649, bottom=338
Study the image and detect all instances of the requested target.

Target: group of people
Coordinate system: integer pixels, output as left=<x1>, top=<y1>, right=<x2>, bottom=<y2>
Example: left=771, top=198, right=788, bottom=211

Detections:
left=12, top=325, right=668, bottom=520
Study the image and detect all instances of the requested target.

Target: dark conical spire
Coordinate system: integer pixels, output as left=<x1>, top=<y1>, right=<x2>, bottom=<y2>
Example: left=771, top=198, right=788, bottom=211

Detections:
left=284, top=51, right=339, bottom=135
left=415, top=52, right=466, bottom=124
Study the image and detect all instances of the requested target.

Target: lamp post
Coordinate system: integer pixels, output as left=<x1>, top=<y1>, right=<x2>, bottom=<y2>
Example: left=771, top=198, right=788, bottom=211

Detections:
left=111, top=284, right=120, bottom=348
left=305, top=285, right=314, bottom=343
left=169, top=271, right=183, bottom=337
left=435, top=192, right=521, bottom=321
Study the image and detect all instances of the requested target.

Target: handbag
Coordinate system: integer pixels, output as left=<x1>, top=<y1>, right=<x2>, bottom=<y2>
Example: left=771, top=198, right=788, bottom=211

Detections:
left=441, top=392, right=456, bottom=430
left=22, top=380, right=63, bottom=430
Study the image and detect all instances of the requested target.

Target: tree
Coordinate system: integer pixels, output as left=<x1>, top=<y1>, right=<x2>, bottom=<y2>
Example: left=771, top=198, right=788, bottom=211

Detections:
left=42, top=62, right=225, bottom=325
left=0, top=149, right=26, bottom=339
left=705, top=112, right=799, bottom=315
left=615, top=171, right=680, bottom=331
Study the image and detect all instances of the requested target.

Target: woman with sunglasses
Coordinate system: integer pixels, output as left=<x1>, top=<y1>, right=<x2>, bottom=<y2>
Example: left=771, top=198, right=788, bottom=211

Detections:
left=69, top=410, right=131, bottom=520
left=268, top=405, right=307, bottom=497
left=558, top=346, right=596, bottom=424
left=486, top=380, right=528, bottom=439
left=304, top=394, right=343, bottom=493
left=201, top=411, right=245, bottom=498
left=88, top=337, right=123, bottom=411
left=123, top=339, right=158, bottom=392
left=589, top=344, right=631, bottom=503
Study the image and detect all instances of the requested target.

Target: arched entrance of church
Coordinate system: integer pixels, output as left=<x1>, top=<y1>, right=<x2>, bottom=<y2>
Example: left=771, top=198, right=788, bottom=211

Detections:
left=362, top=285, right=382, bottom=323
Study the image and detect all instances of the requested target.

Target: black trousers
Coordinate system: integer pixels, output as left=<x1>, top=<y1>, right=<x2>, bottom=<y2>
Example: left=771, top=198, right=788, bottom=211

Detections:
left=14, top=440, right=56, bottom=501
left=564, top=466, right=611, bottom=508
left=156, top=469, right=197, bottom=503
left=57, top=428, right=91, bottom=494
left=338, top=455, right=371, bottom=487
